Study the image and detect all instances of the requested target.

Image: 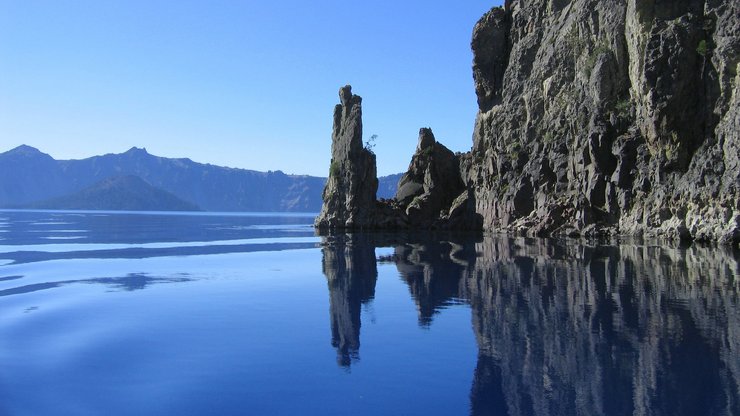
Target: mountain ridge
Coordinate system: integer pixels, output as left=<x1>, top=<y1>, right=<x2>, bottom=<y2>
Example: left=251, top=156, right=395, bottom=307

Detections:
left=0, top=145, right=401, bottom=212
left=22, top=175, right=201, bottom=211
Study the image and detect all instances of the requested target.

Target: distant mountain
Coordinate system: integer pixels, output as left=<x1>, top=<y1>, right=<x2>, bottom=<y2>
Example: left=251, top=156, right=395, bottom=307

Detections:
left=377, top=173, right=402, bottom=200
left=0, top=145, right=406, bottom=212
left=24, top=175, right=200, bottom=211
left=0, top=145, right=326, bottom=212
left=0, top=145, right=73, bottom=205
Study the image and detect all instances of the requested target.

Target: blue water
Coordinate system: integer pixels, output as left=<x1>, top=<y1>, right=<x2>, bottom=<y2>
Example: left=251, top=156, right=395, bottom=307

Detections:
left=0, top=210, right=737, bottom=415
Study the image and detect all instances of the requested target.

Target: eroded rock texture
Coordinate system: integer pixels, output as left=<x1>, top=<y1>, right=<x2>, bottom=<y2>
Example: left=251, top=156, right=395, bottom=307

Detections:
left=316, top=90, right=479, bottom=230
left=468, top=0, right=740, bottom=243
left=391, top=128, right=478, bottom=229
left=315, top=85, right=378, bottom=230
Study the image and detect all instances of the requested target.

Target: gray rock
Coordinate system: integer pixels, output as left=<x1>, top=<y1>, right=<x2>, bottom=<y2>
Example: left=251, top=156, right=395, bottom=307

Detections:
left=394, top=128, right=469, bottom=228
left=467, top=0, right=739, bottom=244
left=315, top=85, right=378, bottom=230
left=316, top=0, right=738, bottom=244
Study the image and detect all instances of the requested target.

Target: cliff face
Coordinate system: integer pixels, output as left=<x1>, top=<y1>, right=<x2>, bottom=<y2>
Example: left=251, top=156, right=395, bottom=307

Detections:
left=316, top=1, right=739, bottom=242
left=468, top=0, right=739, bottom=243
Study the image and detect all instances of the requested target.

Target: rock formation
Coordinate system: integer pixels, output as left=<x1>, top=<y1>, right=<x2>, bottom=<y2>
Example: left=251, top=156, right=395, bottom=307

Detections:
left=315, top=85, right=378, bottom=229
left=467, top=0, right=739, bottom=243
left=316, top=1, right=739, bottom=243
left=315, top=88, right=479, bottom=230
left=395, top=128, right=466, bottom=226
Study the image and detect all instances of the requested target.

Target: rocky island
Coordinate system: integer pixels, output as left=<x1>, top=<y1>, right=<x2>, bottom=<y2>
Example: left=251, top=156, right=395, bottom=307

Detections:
left=316, top=0, right=739, bottom=245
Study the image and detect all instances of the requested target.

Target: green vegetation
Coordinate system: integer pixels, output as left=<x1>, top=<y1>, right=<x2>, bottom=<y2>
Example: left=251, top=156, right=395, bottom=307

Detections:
left=615, top=99, right=631, bottom=119
left=364, top=134, right=378, bottom=153
left=565, top=25, right=587, bottom=55
left=506, top=142, right=522, bottom=160
left=584, top=43, right=611, bottom=78
left=543, top=131, right=555, bottom=145
left=696, top=39, right=708, bottom=57
left=329, top=160, right=340, bottom=178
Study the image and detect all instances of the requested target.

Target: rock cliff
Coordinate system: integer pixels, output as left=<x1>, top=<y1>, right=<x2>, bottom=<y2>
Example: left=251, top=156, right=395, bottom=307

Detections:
left=316, top=1, right=739, bottom=243
left=468, top=0, right=739, bottom=243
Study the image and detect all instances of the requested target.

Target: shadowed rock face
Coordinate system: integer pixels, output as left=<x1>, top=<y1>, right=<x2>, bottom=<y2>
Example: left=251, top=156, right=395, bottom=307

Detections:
left=472, top=7, right=511, bottom=112
left=315, top=85, right=378, bottom=230
left=468, top=0, right=739, bottom=243
left=394, top=128, right=471, bottom=228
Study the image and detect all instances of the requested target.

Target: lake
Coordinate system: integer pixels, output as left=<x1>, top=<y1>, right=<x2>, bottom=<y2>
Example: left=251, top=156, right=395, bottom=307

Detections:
left=0, top=210, right=737, bottom=415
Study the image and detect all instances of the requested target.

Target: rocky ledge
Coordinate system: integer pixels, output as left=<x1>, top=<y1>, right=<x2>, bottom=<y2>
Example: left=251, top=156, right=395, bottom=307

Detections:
left=317, top=0, right=740, bottom=245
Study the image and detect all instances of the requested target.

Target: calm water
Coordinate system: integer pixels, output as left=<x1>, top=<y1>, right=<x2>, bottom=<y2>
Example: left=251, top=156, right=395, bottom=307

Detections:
left=0, top=210, right=738, bottom=416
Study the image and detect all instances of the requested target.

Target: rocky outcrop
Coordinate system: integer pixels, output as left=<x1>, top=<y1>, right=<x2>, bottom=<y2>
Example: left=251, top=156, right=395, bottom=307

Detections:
left=316, top=88, right=480, bottom=230
left=317, top=1, right=739, bottom=243
left=393, top=128, right=475, bottom=228
left=468, top=0, right=739, bottom=243
left=315, top=85, right=378, bottom=229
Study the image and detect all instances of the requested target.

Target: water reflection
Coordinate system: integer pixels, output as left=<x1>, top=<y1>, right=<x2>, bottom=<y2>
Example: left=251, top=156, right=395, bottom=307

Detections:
left=321, top=234, right=377, bottom=367
left=394, top=238, right=478, bottom=326
left=0, top=272, right=193, bottom=297
left=320, top=234, right=740, bottom=415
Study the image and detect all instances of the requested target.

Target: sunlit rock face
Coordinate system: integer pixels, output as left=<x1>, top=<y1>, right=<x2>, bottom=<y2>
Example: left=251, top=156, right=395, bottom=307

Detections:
left=316, top=0, right=738, bottom=242
left=315, top=86, right=378, bottom=230
left=467, top=0, right=739, bottom=243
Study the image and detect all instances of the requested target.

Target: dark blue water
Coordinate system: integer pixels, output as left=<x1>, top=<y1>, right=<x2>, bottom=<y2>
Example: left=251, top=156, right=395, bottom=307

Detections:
left=0, top=210, right=737, bottom=416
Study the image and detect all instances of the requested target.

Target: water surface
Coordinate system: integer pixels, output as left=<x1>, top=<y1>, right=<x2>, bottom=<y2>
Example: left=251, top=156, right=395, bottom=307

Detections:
left=0, top=210, right=737, bottom=415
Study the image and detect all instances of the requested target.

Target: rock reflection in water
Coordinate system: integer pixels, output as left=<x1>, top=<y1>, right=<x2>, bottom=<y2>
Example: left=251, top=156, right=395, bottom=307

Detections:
left=464, top=239, right=740, bottom=416
left=321, top=234, right=377, bottom=367
left=320, top=234, right=740, bottom=415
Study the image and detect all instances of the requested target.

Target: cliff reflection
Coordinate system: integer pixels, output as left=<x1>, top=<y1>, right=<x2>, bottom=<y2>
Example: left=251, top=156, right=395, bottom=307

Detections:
left=394, top=239, right=477, bottom=326
left=321, top=234, right=377, bottom=367
left=320, top=234, right=740, bottom=415
left=463, top=239, right=740, bottom=416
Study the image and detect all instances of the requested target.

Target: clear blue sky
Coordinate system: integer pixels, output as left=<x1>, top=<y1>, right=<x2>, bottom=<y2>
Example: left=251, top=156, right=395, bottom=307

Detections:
left=0, top=1, right=501, bottom=176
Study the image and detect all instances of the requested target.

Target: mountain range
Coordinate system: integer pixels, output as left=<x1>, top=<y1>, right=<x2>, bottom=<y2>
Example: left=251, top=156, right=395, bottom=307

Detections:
left=0, top=145, right=401, bottom=212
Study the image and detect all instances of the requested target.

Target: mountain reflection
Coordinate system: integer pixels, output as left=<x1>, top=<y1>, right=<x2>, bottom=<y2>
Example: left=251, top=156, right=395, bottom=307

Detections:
left=320, top=234, right=740, bottom=415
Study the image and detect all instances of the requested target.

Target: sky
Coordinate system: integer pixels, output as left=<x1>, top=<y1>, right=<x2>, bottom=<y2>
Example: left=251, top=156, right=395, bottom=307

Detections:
left=0, top=0, right=502, bottom=177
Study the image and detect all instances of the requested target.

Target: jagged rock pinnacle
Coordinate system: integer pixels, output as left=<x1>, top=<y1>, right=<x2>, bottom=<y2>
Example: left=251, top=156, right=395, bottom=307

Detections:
left=315, top=85, right=378, bottom=230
